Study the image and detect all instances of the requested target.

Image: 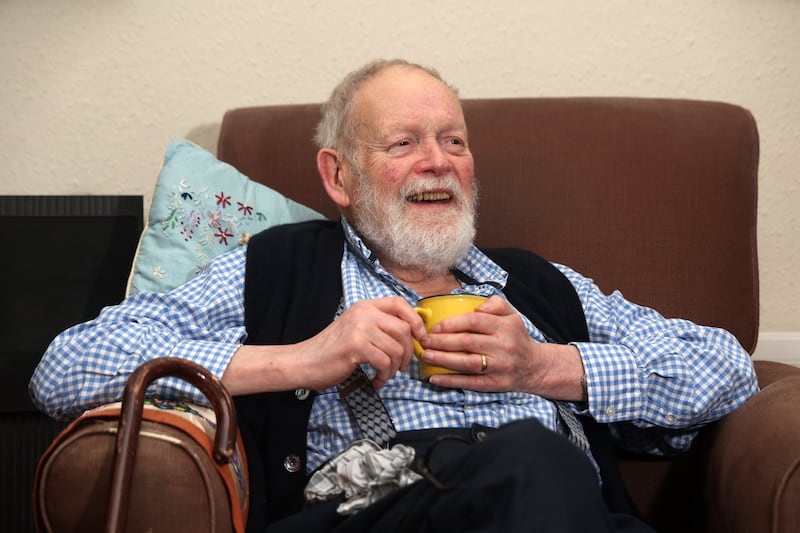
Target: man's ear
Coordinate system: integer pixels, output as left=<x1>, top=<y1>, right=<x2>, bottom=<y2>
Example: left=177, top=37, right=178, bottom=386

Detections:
left=317, top=148, right=352, bottom=209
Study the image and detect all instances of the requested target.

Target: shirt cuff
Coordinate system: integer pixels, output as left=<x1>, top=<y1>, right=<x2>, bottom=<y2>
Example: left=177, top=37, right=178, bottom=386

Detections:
left=571, top=341, right=643, bottom=423
left=152, top=339, right=241, bottom=403
left=167, top=339, right=240, bottom=378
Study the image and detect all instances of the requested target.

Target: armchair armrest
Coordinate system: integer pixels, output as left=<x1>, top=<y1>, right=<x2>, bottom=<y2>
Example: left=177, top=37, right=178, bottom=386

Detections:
left=703, top=364, right=800, bottom=533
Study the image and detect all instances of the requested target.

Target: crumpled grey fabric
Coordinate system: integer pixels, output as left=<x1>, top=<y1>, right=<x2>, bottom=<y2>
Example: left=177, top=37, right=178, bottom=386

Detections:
left=304, top=439, right=423, bottom=515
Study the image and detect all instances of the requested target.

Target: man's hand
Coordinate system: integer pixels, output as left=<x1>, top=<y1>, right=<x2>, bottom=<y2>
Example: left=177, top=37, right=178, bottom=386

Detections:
left=299, top=296, right=429, bottom=389
left=418, top=296, right=587, bottom=401
left=223, top=296, right=428, bottom=394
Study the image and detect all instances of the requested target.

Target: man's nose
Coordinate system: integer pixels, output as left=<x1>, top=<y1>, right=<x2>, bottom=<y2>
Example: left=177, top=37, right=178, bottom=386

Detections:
left=416, top=138, right=451, bottom=176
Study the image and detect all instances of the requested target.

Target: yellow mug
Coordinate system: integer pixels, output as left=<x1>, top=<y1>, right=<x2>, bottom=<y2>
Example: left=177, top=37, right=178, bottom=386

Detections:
left=413, top=294, right=488, bottom=381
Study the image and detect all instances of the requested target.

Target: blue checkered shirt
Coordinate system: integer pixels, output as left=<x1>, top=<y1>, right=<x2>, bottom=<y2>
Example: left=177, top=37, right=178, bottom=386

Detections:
left=30, top=219, right=759, bottom=473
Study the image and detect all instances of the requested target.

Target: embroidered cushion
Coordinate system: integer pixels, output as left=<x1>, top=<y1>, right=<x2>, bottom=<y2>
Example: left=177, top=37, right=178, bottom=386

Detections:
left=126, top=140, right=325, bottom=295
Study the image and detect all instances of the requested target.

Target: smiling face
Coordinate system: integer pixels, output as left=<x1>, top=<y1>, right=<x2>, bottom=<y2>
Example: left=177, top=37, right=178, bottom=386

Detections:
left=340, top=65, right=478, bottom=274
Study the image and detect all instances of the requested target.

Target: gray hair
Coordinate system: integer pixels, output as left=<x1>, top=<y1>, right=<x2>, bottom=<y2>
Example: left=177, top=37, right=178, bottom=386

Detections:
left=314, top=59, right=460, bottom=165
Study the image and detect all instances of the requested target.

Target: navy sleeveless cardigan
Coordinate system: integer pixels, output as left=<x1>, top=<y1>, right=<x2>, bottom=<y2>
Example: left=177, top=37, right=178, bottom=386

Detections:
left=237, top=219, right=594, bottom=529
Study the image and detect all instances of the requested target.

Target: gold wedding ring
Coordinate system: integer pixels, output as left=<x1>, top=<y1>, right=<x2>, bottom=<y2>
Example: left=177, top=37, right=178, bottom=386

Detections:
left=480, top=354, right=488, bottom=374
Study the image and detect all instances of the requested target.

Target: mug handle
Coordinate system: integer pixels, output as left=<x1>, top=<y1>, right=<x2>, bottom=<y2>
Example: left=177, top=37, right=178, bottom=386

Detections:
left=412, top=307, right=432, bottom=356
left=414, top=307, right=433, bottom=320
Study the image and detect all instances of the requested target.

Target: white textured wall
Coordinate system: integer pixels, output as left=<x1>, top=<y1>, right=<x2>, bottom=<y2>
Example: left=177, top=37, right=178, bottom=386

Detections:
left=2, top=1, right=798, bottom=337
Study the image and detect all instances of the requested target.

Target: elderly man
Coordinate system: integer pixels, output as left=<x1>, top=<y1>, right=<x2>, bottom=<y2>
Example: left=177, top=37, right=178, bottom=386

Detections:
left=31, top=59, right=758, bottom=532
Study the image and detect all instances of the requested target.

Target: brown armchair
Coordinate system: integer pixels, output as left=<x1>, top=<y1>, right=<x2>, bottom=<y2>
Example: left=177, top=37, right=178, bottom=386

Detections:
left=217, top=98, right=800, bottom=533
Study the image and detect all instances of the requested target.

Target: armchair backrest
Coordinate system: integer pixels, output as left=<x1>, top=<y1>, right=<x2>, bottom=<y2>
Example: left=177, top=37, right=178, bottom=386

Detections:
left=218, top=97, right=759, bottom=352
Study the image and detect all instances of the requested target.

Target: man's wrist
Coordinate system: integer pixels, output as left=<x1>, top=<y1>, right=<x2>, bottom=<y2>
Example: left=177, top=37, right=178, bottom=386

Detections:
left=537, top=343, right=587, bottom=402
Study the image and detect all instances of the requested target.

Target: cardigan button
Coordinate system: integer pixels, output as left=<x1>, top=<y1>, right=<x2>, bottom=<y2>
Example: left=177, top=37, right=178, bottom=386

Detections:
left=295, top=388, right=310, bottom=401
left=283, top=454, right=302, bottom=473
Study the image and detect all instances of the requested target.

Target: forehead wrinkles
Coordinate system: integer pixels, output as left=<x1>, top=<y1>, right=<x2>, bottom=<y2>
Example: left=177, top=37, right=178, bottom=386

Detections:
left=353, top=71, right=466, bottom=143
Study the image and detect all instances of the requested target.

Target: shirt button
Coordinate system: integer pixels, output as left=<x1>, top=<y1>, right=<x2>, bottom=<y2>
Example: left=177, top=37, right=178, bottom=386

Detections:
left=605, top=406, right=616, bottom=417
left=665, top=414, right=676, bottom=424
left=283, top=454, right=302, bottom=473
left=295, top=388, right=310, bottom=401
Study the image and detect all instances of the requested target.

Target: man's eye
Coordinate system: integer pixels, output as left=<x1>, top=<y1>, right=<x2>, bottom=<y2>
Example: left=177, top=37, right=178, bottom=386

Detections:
left=444, top=138, right=466, bottom=150
left=387, top=140, right=413, bottom=154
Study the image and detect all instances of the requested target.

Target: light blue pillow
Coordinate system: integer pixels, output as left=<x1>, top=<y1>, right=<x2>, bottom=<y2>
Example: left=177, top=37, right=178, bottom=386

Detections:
left=126, top=140, right=325, bottom=295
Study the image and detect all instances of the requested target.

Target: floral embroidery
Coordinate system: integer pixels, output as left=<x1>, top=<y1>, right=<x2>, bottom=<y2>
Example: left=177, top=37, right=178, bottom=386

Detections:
left=215, top=192, right=231, bottom=208
left=160, top=179, right=267, bottom=274
left=152, top=265, right=166, bottom=279
left=215, top=227, right=233, bottom=245
left=237, top=202, right=252, bottom=215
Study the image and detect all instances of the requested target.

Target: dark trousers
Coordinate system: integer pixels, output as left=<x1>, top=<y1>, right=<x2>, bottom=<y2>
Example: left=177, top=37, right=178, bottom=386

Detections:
left=266, top=419, right=654, bottom=532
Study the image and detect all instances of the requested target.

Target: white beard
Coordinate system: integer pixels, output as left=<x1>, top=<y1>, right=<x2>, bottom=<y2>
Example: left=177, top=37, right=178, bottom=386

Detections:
left=350, top=174, right=478, bottom=275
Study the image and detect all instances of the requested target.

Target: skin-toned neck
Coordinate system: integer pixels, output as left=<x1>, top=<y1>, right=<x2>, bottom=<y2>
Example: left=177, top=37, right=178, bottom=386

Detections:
left=380, top=258, right=462, bottom=297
